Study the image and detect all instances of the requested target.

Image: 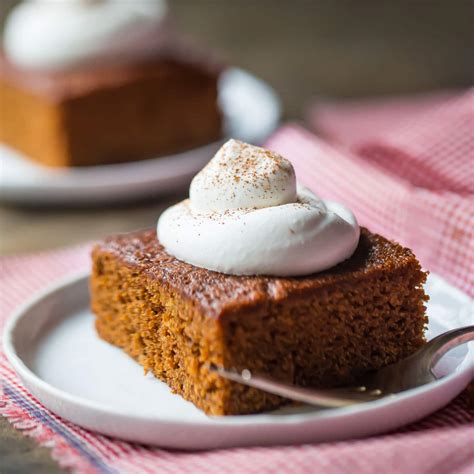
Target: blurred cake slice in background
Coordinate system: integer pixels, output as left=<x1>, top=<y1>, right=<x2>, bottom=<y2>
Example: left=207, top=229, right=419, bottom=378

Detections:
left=0, top=0, right=222, bottom=167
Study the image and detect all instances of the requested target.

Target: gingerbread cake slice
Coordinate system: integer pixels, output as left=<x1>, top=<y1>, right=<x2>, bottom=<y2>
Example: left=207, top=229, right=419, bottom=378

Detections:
left=91, top=228, right=428, bottom=416
left=0, top=53, right=222, bottom=167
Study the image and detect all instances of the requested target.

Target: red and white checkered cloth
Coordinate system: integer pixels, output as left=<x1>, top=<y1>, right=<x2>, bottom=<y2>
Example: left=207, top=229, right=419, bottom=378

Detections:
left=307, top=89, right=474, bottom=194
left=0, top=247, right=473, bottom=474
left=272, top=89, right=474, bottom=296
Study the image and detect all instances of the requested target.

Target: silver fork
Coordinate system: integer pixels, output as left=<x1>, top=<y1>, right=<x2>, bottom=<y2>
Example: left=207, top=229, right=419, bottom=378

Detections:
left=210, top=325, right=474, bottom=408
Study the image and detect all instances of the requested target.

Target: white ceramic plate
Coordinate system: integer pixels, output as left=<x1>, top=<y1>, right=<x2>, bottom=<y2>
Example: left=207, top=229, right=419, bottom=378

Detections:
left=0, top=68, right=281, bottom=205
left=3, top=273, right=473, bottom=450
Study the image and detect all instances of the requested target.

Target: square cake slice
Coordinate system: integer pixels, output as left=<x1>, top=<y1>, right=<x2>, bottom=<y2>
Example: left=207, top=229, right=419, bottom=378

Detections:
left=0, top=53, right=222, bottom=167
left=91, top=228, right=428, bottom=415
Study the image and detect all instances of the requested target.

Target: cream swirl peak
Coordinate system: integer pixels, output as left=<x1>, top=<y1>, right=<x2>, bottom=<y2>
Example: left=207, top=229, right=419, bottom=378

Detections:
left=190, top=139, right=297, bottom=212
left=3, top=0, right=167, bottom=70
left=157, top=139, right=360, bottom=276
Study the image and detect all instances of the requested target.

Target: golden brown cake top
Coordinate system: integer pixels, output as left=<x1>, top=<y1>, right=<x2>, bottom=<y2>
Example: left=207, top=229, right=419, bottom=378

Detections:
left=93, top=228, right=423, bottom=318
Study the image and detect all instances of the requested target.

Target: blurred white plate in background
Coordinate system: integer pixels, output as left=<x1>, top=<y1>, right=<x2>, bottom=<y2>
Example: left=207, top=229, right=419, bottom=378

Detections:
left=0, top=68, right=281, bottom=205
left=3, top=272, right=473, bottom=449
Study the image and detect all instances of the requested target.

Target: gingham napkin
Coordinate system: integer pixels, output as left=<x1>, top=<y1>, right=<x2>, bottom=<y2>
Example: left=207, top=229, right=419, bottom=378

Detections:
left=0, top=245, right=473, bottom=474
left=269, top=89, right=474, bottom=297
left=307, top=89, right=474, bottom=194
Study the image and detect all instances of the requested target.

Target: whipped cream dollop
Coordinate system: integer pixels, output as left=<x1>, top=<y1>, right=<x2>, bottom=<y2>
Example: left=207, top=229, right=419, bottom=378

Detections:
left=157, top=140, right=360, bottom=276
left=3, top=0, right=168, bottom=70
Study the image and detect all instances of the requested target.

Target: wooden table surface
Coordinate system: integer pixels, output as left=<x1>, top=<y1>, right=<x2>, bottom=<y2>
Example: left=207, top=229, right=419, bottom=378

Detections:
left=1, top=1, right=473, bottom=472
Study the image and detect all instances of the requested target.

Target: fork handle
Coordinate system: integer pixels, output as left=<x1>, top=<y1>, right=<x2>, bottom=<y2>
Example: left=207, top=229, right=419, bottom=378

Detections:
left=424, top=325, right=474, bottom=368
left=210, top=365, right=381, bottom=408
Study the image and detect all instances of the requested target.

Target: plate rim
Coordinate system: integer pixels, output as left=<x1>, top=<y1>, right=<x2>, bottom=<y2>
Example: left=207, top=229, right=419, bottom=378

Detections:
left=3, top=271, right=473, bottom=431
